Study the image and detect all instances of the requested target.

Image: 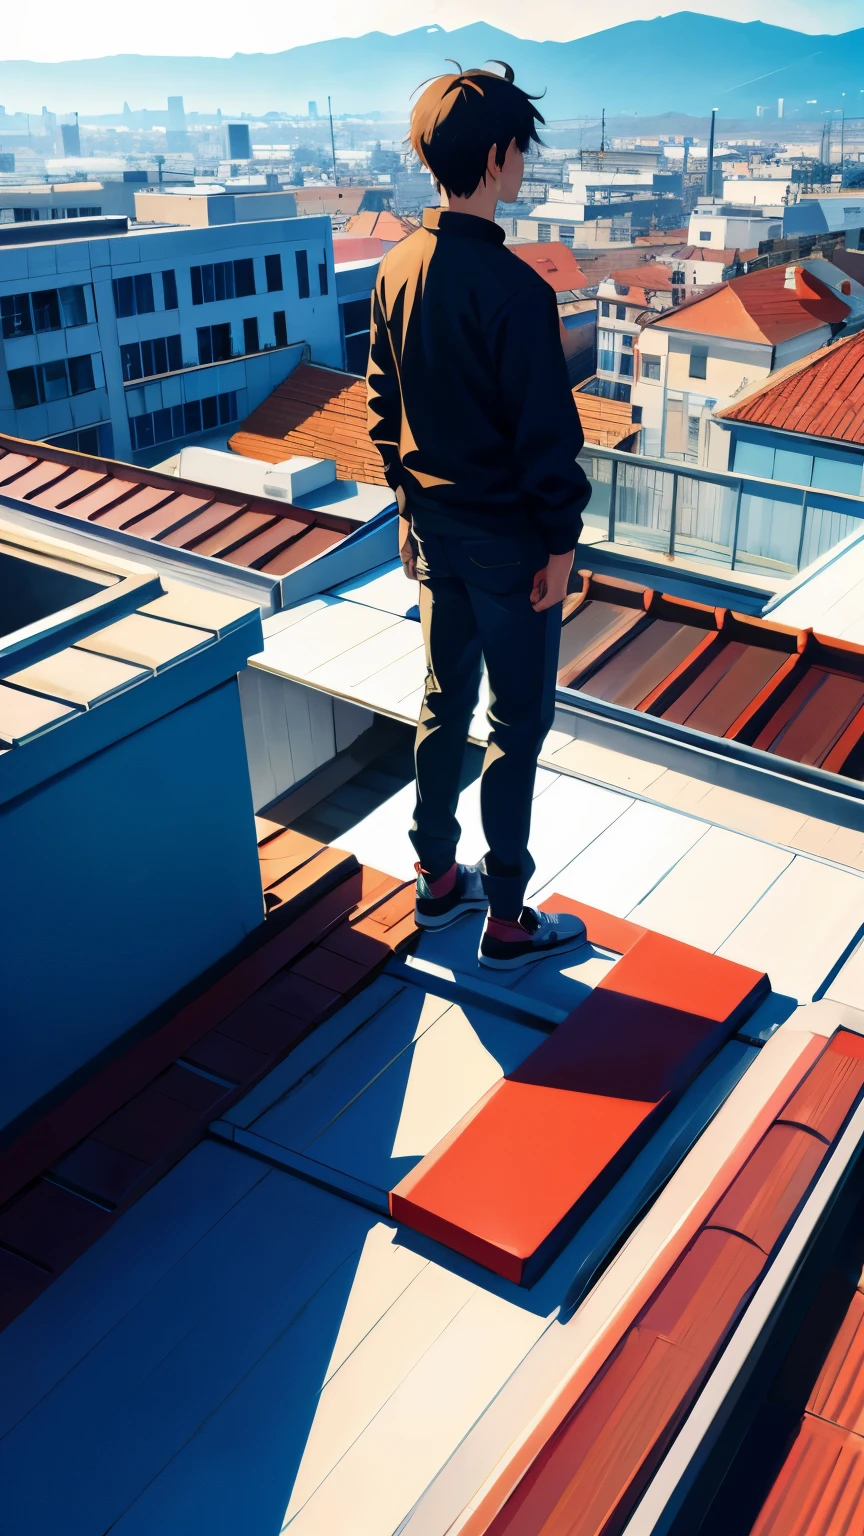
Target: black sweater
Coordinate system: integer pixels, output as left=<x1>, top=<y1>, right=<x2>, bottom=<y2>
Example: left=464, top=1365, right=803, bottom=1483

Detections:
left=366, top=208, right=591, bottom=555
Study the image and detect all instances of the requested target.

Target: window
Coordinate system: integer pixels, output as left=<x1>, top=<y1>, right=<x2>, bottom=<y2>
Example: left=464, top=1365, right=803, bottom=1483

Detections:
left=689, top=345, right=708, bottom=380
left=615, top=304, right=627, bottom=320
left=698, top=230, right=711, bottom=241
left=47, top=423, right=113, bottom=456
left=631, top=405, right=643, bottom=424
left=0, top=293, right=32, bottom=338
left=78, top=206, right=101, bottom=218
left=559, top=225, right=574, bottom=247
left=642, top=354, right=661, bottom=381
left=190, top=260, right=256, bottom=305
left=162, top=269, right=178, bottom=309
left=1, top=284, right=89, bottom=338
left=621, top=333, right=633, bottom=349
left=295, top=249, right=310, bottom=299
left=613, top=382, right=631, bottom=403
left=120, top=335, right=182, bottom=381
left=273, top=310, right=288, bottom=346
left=598, top=327, right=616, bottom=372
left=243, top=316, right=259, bottom=353
left=619, top=353, right=634, bottom=377
left=671, top=270, right=685, bottom=285
left=197, top=323, right=232, bottom=364
left=128, top=390, right=238, bottom=451
left=599, top=301, right=610, bottom=317
left=112, top=273, right=155, bottom=318
left=537, top=223, right=551, bottom=242
left=318, top=260, right=329, bottom=297
left=8, top=353, right=98, bottom=409
left=342, top=298, right=370, bottom=335
left=265, top=253, right=283, bottom=292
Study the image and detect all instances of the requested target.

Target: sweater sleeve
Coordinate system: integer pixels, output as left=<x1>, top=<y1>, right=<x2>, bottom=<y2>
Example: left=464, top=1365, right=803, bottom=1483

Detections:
left=366, top=278, right=408, bottom=495
left=492, top=281, right=592, bottom=554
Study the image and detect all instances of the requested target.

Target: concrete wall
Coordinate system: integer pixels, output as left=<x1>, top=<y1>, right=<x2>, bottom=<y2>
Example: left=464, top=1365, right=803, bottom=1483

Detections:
left=239, top=667, right=373, bottom=811
left=0, top=678, right=263, bottom=1131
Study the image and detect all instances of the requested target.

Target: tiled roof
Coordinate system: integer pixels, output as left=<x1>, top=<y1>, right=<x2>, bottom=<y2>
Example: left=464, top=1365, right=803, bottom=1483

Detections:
left=344, top=209, right=419, bottom=241
left=0, top=823, right=414, bottom=1330
left=557, top=570, right=864, bottom=781
left=573, top=387, right=642, bottom=448
left=668, top=244, right=752, bottom=264
left=229, top=361, right=389, bottom=484
left=511, top=241, right=589, bottom=292
left=635, top=227, right=689, bottom=244
left=647, top=262, right=851, bottom=345
left=716, top=325, right=864, bottom=445
left=0, top=434, right=358, bottom=577
left=605, top=262, right=674, bottom=290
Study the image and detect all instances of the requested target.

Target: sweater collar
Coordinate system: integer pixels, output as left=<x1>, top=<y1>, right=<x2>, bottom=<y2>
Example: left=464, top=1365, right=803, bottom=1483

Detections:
left=423, top=208, right=506, bottom=246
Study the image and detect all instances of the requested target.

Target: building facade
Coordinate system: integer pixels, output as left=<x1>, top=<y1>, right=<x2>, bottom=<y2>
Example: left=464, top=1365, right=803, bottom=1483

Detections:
left=0, top=214, right=341, bottom=463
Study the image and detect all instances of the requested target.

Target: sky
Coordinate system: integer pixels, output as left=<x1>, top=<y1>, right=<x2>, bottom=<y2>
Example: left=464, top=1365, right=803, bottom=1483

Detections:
left=0, top=1, right=860, bottom=62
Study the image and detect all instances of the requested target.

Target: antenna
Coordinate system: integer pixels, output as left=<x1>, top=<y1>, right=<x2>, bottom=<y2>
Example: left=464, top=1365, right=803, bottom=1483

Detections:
left=706, top=107, right=717, bottom=198
left=328, top=95, right=338, bottom=185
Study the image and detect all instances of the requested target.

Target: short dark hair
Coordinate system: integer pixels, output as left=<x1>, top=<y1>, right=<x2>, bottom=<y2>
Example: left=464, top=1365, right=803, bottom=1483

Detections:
left=409, top=63, right=545, bottom=198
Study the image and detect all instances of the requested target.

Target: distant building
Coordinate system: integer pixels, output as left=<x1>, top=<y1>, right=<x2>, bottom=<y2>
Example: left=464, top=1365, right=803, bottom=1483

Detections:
left=658, top=244, right=754, bottom=291
left=166, top=96, right=188, bottom=154
left=511, top=242, right=596, bottom=385
left=57, top=119, right=81, bottom=158
left=225, top=124, right=252, bottom=162
left=0, top=180, right=138, bottom=223
left=632, top=259, right=860, bottom=461
left=308, top=101, right=319, bottom=119
left=785, top=195, right=864, bottom=247
left=686, top=203, right=782, bottom=249
left=591, top=267, right=675, bottom=405
left=135, top=189, right=299, bottom=227
left=0, top=213, right=341, bottom=463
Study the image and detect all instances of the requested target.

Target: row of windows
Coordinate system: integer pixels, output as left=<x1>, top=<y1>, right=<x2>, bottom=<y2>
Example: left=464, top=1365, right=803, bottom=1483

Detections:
left=8, top=206, right=101, bottom=221
left=733, top=439, right=863, bottom=497
left=9, top=354, right=96, bottom=409
left=190, top=250, right=327, bottom=306
left=1, top=283, right=89, bottom=339
left=128, top=391, right=238, bottom=452
left=113, top=271, right=178, bottom=318
left=599, top=301, right=628, bottom=320
left=120, top=334, right=183, bottom=382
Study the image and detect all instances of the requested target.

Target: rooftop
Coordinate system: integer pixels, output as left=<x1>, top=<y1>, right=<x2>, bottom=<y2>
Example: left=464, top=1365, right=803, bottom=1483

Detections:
left=573, top=388, right=643, bottom=449
left=647, top=262, right=852, bottom=345
left=717, top=325, right=864, bottom=446
left=229, top=362, right=391, bottom=487
left=344, top=210, right=419, bottom=243
left=511, top=241, right=590, bottom=292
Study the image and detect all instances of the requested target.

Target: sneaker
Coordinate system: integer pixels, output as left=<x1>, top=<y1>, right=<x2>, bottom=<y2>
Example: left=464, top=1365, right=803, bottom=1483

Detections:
left=414, top=862, right=489, bottom=930
left=478, top=906, right=587, bottom=970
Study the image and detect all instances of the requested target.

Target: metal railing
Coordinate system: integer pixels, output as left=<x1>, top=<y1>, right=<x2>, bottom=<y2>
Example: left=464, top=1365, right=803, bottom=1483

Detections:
left=579, top=445, right=864, bottom=576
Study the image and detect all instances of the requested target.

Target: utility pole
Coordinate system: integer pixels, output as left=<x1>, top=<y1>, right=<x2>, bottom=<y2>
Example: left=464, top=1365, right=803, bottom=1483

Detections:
left=600, top=107, right=605, bottom=154
left=706, top=107, right=717, bottom=199
left=840, top=110, right=846, bottom=177
left=328, top=95, right=338, bottom=185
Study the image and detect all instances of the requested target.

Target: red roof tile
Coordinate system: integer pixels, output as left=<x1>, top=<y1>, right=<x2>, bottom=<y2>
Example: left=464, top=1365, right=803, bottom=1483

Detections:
left=750, top=1415, right=864, bottom=1536
left=512, top=241, right=589, bottom=292
left=606, top=262, right=674, bottom=291
left=229, top=361, right=389, bottom=481
left=648, top=262, right=850, bottom=345
left=717, top=325, right=864, bottom=445
left=332, top=235, right=386, bottom=264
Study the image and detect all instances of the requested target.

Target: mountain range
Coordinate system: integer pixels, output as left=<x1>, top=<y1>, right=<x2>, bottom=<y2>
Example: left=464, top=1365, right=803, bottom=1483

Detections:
left=0, top=16, right=862, bottom=120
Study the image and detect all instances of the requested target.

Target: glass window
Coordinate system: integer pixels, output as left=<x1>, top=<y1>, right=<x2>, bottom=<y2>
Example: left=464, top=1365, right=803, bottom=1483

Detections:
left=243, top=316, right=259, bottom=353
left=295, top=249, right=310, bottom=299
left=190, top=267, right=204, bottom=306
left=131, top=414, right=154, bottom=450
left=733, top=440, right=774, bottom=478
left=810, top=455, right=863, bottom=496
left=621, top=333, right=633, bottom=349
left=273, top=310, right=288, bottom=346
left=619, top=353, right=634, bottom=377
left=184, top=400, right=202, bottom=434
left=642, top=355, right=661, bottom=380
left=773, top=448, right=813, bottom=487
left=120, top=342, right=142, bottom=382
left=318, top=260, right=329, bottom=296
left=153, top=408, right=174, bottom=444
left=671, top=270, right=686, bottom=284
left=0, top=293, right=32, bottom=339
left=32, top=289, right=61, bottom=332
left=689, top=345, right=708, bottom=380
left=600, top=301, right=610, bottom=317
left=613, top=382, right=631, bottom=403
left=134, top=274, right=155, bottom=314
left=162, top=269, right=178, bottom=309
left=8, top=366, right=39, bottom=410
left=537, top=223, right=551, bottom=242
left=699, top=230, right=711, bottom=241
left=197, top=325, right=213, bottom=365
left=234, top=258, right=255, bottom=298
left=58, top=285, right=87, bottom=327
left=68, top=354, right=94, bottom=394
left=218, top=390, right=238, bottom=424
left=616, top=304, right=627, bottom=320
left=559, top=226, right=574, bottom=246
left=202, top=395, right=219, bottom=430
left=167, top=334, right=182, bottom=371
left=265, top=253, right=283, bottom=292
left=41, top=358, right=70, bottom=401
left=113, top=276, right=135, bottom=317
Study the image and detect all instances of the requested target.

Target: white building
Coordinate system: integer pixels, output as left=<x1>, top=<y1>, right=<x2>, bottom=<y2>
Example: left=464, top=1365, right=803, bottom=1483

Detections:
left=686, top=203, right=783, bottom=249
left=593, top=272, right=673, bottom=404
left=0, top=212, right=341, bottom=463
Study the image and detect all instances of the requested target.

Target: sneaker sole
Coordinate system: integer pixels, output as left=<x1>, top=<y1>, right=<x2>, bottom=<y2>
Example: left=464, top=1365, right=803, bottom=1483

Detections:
left=477, top=927, right=588, bottom=970
left=414, top=897, right=489, bottom=930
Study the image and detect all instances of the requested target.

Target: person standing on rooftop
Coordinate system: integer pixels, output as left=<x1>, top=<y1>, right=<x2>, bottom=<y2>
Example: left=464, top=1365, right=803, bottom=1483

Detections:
left=366, top=62, right=592, bottom=968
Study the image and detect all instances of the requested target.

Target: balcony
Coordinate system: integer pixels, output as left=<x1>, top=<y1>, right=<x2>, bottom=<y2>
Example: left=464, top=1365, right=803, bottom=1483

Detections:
left=580, top=445, right=864, bottom=577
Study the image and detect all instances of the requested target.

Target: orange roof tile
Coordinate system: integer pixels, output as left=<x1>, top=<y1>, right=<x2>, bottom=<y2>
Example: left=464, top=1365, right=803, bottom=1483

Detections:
left=607, top=263, right=674, bottom=291
left=229, top=362, right=389, bottom=485
left=669, top=245, right=747, bottom=264
left=511, top=242, right=589, bottom=292
left=647, top=263, right=850, bottom=345
left=332, top=235, right=386, bottom=264
left=717, top=326, right=864, bottom=445
left=635, top=227, right=689, bottom=244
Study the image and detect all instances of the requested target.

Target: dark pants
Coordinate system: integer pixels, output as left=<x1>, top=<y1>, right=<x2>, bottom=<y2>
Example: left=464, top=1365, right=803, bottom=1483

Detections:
left=409, top=524, right=561, bottom=920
